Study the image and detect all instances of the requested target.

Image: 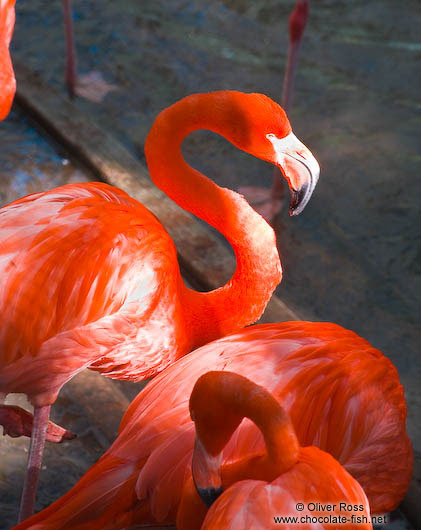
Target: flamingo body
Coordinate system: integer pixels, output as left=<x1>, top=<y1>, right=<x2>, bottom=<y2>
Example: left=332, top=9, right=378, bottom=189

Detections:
left=177, top=370, right=371, bottom=530
left=13, top=322, right=412, bottom=529
left=0, top=182, right=186, bottom=406
left=199, top=447, right=371, bottom=530
left=0, top=90, right=321, bottom=410
left=0, top=0, right=15, bottom=119
left=1, top=91, right=320, bottom=519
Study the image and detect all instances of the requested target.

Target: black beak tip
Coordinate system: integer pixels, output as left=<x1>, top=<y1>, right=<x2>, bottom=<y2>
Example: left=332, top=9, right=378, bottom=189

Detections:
left=289, top=187, right=306, bottom=216
left=197, top=486, right=223, bottom=508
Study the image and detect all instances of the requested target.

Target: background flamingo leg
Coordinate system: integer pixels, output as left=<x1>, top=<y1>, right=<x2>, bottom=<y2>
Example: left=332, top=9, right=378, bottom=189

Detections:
left=17, top=404, right=52, bottom=523
left=62, top=0, right=77, bottom=98
left=239, top=0, right=309, bottom=224
left=281, top=36, right=301, bottom=112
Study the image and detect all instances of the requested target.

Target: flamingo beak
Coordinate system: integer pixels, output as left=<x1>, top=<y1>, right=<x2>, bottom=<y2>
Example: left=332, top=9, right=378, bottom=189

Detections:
left=192, top=437, right=223, bottom=508
left=266, top=131, right=320, bottom=216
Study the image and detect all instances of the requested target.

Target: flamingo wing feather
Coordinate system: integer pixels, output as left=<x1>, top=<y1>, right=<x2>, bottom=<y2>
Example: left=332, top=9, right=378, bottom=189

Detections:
left=0, top=0, right=15, bottom=119
left=12, top=322, right=411, bottom=528
left=202, top=448, right=372, bottom=530
left=0, top=183, right=177, bottom=400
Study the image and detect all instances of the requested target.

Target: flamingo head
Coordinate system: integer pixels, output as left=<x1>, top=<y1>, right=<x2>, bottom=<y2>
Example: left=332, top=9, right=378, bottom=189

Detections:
left=228, top=92, right=319, bottom=215
left=266, top=130, right=320, bottom=215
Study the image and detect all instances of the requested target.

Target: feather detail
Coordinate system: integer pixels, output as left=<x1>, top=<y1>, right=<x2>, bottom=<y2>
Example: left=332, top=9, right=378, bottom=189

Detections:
left=201, top=448, right=372, bottom=530
left=0, top=0, right=15, bottom=120
left=14, top=322, right=410, bottom=529
left=12, top=454, right=142, bottom=530
left=0, top=183, right=189, bottom=404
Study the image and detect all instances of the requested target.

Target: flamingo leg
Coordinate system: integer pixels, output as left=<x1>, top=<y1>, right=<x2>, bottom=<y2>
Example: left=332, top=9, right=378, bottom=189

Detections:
left=281, top=38, right=301, bottom=112
left=18, top=404, right=51, bottom=522
left=62, top=0, right=77, bottom=98
left=241, top=1, right=308, bottom=224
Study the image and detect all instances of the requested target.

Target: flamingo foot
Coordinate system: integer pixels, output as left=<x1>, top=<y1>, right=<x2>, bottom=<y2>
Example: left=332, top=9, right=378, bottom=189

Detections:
left=0, top=404, right=76, bottom=443
left=73, top=71, right=119, bottom=103
left=238, top=185, right=283, bottom=223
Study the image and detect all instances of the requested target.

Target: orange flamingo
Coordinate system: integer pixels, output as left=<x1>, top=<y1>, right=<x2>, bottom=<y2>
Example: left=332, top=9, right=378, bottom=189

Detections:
left=0, top=0, right=16, bottom=119
left=0, top=91, right=319, bottom=521
left=176, top=371, right=372, bottom=530
left=13, top=322, right=412, bottom=530
left=239, top=0, right=310, bottom=222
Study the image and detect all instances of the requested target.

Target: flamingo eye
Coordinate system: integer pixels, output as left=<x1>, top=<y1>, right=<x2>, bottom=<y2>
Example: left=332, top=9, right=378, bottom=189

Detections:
left=266, top=133, right=276, bottom=140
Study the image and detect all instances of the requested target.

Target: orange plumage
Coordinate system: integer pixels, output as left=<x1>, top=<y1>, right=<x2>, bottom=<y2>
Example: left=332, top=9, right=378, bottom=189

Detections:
left=13, top=322, right=412, bottom=529
left=0, top=91, right=319, bottom=519
left=177, top=371, right=372, bottom=530
left=0, top=183, right=184, bottom=403
left=194, top=448, right=372, bottom=530
left=0, top=90, right=321, bottom=407
left=0, top=0, right=15, bottom=120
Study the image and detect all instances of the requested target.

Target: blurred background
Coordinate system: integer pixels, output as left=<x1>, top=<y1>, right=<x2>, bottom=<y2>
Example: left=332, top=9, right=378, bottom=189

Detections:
left=0, top=1, right=420, bottom=528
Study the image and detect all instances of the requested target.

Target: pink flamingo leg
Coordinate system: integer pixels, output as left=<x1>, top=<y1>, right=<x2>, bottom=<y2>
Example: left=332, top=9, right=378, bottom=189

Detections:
left=18, top=405, right=52, bottom=522
left=281, top=11, right=307, bottom=111
left=62, top=0, right=77, bottom=98
left=60, top=1, right=118, bottom=102
left=239, top=0, right=309, bottom=223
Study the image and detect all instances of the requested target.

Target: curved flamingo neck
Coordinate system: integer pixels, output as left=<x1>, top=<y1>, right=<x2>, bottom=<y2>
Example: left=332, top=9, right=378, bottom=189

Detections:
left=191, top=371, right=300, bottom=482
left=145, top=92, right=282, bottom=347
left=178, top=372, right=300, bottom=530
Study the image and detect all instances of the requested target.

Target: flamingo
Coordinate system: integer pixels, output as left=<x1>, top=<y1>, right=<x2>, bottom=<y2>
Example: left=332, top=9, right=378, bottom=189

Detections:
left=176, top=371, right=372, bottom=530
left=0, top=0, right=16, bottom=119
left=12, top=322, right=412, bottom=529
left=0, top=90, right=319, bottom=521
left=239, top=0, right=310, bottom=222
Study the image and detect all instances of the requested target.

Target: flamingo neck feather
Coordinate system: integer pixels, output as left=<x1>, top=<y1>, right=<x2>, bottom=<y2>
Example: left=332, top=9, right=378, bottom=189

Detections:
left=145, top=92, right=282, bottom=348
left=191, top=371, right=300, bottom=483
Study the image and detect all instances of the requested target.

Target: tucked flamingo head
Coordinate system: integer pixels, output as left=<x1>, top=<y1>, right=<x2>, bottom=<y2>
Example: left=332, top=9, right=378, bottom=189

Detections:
left=178, top=370, right=372, bottom=530
left=187, top=371, right=299, bottom=508
left=220, top=92, right=319, bottom=215
left=0, top=0, right=16, bottom=120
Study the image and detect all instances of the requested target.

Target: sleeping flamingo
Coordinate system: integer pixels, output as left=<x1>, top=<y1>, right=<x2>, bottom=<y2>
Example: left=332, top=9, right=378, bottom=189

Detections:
left=239, top=0, right=310, bottom=222
left=0, top=91, right=319, bottom=521
left=176, top=371, right=372, bottom=530
left=12, top=322, right=412, bottom=529
left=0, top=0, right=16, bottom=119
